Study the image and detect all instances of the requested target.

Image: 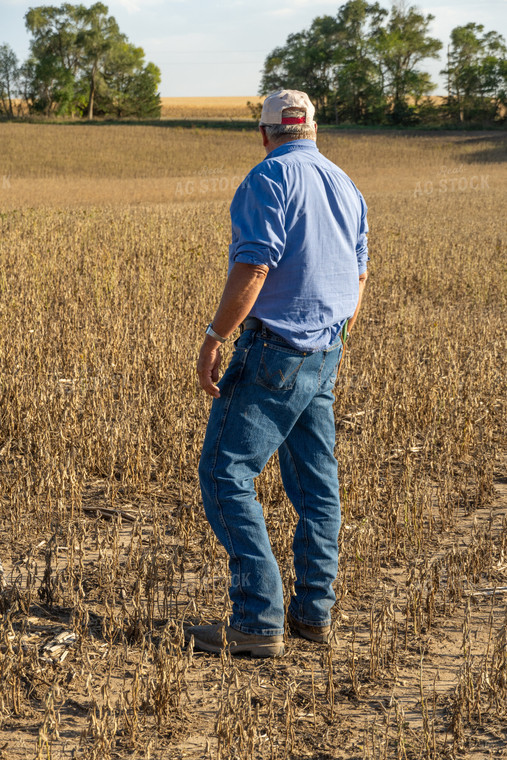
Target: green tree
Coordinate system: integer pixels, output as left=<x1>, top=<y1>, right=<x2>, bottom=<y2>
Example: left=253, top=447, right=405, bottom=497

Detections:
left=24, top=2, right=161, bottom=119
left=25, top=4, right=83, bottom=115
left=261, top=16, right=339, bottom=116
left=261, top=2, right=387, bottom=123
left=332, top=0, right=388, bottom=123
left=18, top=58, right=37, bottom=113
left=0, top=43, right=20, bottom=118
left=260, top=0, right=440, bottom=124
left=97, top=42, right=161, bottom=118
left=442, top=23, right=507, bottom=122
left=261, top=0, right=442, bottom=123
left=375, top=1, right=442, bottom=122
left=74, top=3, right=122, bottom=119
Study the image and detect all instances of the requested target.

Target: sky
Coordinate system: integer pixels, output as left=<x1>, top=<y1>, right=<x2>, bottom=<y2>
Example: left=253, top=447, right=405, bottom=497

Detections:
left=1, top=0, right=506, bottom=97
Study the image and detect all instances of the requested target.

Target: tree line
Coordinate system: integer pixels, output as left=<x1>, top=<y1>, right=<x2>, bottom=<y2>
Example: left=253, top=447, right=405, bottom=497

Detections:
left=1, top=0, right=505, bottom=125
left=259, top=0, right=507, bottom=126
left=0, top=2, right=161, bottom=119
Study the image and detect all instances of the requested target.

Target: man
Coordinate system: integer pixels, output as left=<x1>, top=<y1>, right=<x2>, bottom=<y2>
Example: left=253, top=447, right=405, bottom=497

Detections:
left=187, top=89, right=369, bottom=657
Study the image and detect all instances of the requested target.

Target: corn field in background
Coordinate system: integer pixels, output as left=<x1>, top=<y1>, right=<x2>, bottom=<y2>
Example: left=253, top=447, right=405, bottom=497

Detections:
left=0, top=123, right=505, bottom=759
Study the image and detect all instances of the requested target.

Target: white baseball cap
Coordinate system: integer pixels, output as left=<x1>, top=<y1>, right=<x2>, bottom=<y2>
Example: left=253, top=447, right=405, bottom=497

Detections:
left=260, top=89, right=316, bottom=126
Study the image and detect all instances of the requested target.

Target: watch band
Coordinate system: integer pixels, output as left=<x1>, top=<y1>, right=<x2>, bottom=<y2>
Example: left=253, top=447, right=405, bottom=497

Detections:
left=205, top=323, right=227, bottom=343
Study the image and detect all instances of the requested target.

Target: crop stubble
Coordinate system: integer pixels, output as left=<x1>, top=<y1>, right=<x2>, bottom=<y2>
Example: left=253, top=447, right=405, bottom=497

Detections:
left=0, top=123, right=505, bottom=759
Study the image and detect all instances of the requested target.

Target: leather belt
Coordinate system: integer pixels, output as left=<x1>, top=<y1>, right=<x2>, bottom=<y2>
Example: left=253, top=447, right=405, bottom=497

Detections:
left=239, top=316, right=263, bottom=334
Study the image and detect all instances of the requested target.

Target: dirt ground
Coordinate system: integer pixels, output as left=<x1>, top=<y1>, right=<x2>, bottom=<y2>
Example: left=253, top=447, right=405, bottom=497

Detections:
left=0, top=456, right=504, bottom=760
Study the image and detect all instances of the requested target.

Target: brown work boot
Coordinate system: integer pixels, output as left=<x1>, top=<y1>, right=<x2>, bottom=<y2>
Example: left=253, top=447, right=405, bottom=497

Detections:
left=184, top=623, right=284, bottom=657
left=287, top=611, right=331, bottom=644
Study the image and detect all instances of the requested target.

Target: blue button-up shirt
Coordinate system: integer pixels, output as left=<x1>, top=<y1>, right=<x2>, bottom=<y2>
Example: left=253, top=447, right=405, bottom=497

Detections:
left=229, top=139, right=369, bottom=352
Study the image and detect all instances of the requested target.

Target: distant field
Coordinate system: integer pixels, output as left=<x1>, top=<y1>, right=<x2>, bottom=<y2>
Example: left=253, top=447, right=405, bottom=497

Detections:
left=9, top=96, right=264, bottom=120
left=160, top=95, right=263, bottom=120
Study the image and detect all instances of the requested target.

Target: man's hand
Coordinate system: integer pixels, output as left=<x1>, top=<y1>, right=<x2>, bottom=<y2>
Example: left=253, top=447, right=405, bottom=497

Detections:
left=197, top=336, right=222, bottom=398
left=196, top=262, right=268, bottom=397
left=347, top=271, right=368, bottom=334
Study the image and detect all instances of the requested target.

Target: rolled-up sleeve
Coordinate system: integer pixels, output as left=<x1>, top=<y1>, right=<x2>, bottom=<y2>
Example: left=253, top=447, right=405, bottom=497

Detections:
left=356, top=192, right=369, bottom=275
left=229, top=170, right=286, bottom=269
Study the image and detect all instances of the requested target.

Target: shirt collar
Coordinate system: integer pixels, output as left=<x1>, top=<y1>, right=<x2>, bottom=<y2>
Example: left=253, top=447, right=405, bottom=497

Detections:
left=265, top=139, right=319, bottom=160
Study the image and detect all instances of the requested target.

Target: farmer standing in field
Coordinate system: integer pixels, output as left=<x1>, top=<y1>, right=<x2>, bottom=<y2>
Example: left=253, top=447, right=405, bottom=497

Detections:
left=187, top=89, right=369, bottom=657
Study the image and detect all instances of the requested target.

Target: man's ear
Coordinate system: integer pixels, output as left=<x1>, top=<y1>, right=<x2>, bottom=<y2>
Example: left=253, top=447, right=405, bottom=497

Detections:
left=259, top=125, right=270, bottom=148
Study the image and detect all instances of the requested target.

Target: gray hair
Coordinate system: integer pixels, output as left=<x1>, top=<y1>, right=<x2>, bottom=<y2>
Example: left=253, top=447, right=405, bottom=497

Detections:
left=261, top=106, right=316, bottom=142
left=262, top=122, right=316, bottom=142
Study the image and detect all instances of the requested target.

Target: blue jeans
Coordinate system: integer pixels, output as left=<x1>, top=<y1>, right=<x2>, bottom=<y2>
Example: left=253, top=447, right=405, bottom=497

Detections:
left=198, top=326, right=343, bottom=636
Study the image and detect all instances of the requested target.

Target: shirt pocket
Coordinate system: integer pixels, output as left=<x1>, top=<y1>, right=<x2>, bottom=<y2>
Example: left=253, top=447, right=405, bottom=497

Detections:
left=255, top=342, right=306, bottom=391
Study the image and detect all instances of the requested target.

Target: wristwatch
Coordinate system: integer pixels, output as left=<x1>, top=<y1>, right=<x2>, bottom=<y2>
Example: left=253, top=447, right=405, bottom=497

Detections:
left=205, top=323, right=227, bottom=343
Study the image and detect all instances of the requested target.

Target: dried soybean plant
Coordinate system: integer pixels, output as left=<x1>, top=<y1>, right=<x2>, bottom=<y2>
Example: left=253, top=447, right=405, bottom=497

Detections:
left=0, top=125, right=505, bottom=759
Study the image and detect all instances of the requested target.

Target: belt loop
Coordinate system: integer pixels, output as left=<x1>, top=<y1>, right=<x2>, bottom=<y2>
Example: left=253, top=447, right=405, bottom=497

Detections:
left=261, top=324, right=267, bottom=338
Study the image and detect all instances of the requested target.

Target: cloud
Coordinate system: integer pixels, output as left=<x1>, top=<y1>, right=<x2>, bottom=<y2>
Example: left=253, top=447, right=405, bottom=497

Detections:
left=113, top=0, right=142, bottom=11
left=291, top=0, right=336, bottom=4
left=263, top=1, right=339, bottom=19
left=266, top=7, right=296, bottom=17
left=110, top=0, right=180, bottom=13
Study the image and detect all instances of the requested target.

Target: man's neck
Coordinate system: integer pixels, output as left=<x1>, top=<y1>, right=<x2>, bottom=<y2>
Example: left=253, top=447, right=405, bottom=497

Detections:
left=264, top=136, right=316, bottom=155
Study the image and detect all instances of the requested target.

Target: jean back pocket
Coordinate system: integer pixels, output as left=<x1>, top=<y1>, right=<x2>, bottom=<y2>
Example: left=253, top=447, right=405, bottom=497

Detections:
left=255, top=343, right=305, bottom=391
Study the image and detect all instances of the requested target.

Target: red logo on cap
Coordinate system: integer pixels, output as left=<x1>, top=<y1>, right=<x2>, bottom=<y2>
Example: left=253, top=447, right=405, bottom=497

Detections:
left=281, top=116, right=305, bottom=124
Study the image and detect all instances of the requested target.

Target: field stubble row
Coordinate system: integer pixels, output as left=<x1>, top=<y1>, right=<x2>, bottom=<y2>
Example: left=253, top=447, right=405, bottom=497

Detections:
left=0, top=126, right=505, bottom=759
